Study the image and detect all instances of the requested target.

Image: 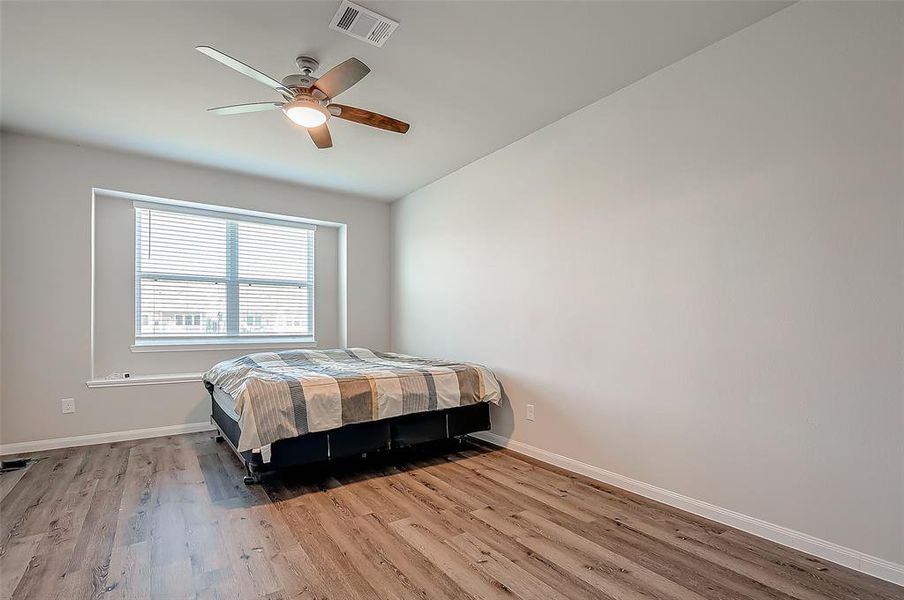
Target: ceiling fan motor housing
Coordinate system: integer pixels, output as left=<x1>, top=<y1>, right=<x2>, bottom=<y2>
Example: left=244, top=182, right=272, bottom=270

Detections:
left=281, top=73, right=317, bottom=91
left=280, top=57, right=321, bottom=92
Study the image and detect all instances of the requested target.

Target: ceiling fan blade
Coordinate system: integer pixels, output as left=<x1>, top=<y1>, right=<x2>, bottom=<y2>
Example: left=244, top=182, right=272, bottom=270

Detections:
left=196, top=46, right=293, bottom=98
left=330, top=104, right=409, bottom=134
left=313, top=58, right=370, bottom=99
left=207, top=102, right=284, bottom=115
left=307, top=123, right=333, bottom=149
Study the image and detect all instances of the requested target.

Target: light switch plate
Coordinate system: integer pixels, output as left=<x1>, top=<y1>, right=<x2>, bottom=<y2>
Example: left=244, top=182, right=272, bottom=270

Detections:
left=526, top=404, right=535, bottom=421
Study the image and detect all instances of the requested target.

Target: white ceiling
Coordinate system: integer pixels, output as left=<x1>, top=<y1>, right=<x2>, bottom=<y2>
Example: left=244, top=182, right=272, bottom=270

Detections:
left=1, top=1, right=790, bottom=201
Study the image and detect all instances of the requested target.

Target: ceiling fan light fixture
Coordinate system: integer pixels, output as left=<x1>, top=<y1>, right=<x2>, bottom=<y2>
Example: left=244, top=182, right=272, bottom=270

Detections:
left=283, top=99, right=329, bottom=128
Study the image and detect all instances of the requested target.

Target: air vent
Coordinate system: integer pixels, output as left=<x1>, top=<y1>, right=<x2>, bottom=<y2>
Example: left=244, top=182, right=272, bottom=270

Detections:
left=329, top=0, right=398, bottom=47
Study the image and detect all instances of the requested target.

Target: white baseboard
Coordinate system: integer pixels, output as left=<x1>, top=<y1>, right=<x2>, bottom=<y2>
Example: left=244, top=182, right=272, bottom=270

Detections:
left=470, top=431, right=904, bottom=588
left=0, top=421, right=216, bottom=456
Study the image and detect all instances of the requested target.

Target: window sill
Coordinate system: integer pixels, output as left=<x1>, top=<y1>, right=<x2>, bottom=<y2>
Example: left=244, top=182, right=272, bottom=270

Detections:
left=86, top=372, right=203, bottom=388
left=130, top=337, right=316, bottom=353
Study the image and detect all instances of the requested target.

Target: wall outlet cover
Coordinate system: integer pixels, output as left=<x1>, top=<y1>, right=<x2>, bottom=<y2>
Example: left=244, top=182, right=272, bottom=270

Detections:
left=61, top=398, right=76, bottom=414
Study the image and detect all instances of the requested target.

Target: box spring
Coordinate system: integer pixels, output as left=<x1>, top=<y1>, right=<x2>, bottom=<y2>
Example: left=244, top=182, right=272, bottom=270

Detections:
left=210, top=391, right=491, bottom=476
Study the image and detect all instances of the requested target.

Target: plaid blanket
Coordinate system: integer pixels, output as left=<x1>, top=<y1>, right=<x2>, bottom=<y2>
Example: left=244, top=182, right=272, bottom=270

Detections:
left=203, top=348, right=501, bottom=452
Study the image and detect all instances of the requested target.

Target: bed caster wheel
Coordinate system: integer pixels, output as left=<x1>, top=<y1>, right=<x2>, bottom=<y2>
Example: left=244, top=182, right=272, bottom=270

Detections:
left=243, top=465, right=259, bottom=485
left=215, top=435, right=224, bottom=443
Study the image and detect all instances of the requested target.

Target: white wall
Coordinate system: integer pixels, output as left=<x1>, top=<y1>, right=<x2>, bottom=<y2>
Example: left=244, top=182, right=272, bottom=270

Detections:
left=392, top=1, right=904, bottom=565
left=0, top=132, right=391, bottom=445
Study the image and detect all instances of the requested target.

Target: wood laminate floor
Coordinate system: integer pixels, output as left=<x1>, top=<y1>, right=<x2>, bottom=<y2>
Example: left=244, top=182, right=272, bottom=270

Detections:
left=0, top=433, right=901, bottom=600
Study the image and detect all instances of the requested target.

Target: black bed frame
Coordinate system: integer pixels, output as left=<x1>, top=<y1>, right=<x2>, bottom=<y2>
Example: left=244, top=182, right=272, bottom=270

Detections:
left=209, top=392, right=491, bottom=484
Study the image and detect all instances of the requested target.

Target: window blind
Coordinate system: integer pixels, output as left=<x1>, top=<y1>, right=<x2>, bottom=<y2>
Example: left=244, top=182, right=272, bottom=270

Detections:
left=134, top=202, right=315, bottom=345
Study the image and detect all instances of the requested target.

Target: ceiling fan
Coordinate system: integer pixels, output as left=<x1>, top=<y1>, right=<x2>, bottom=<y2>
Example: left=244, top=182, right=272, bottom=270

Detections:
left=196, top=46, right=410, bottom=149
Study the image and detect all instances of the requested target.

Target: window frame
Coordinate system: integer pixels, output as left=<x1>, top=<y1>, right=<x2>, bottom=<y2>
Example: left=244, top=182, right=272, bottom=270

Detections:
left=132, top=200, right=316, bottom=350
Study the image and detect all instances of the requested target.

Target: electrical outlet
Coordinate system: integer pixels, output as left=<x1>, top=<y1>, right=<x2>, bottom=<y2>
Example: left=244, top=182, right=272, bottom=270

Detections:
left=61, top=398, right=76, bottom=414
left=526, top=404, right=535, bottom=421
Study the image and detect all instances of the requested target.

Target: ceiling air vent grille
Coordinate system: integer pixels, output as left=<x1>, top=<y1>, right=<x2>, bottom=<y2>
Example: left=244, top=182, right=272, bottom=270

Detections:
left=329, top=0, right=399, bottom=47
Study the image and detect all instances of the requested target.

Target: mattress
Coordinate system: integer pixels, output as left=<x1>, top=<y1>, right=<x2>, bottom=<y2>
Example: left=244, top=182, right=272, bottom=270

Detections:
left=203, top=347, right=501, bottom=452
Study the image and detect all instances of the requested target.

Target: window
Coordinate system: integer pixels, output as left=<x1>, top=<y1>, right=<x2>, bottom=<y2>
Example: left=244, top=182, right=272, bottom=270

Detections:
left=134, top=201, right=315, bottom=347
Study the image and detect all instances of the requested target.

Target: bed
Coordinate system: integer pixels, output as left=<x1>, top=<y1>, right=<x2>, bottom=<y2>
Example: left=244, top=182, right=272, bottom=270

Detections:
left=203, top=348, right=501, bottom=483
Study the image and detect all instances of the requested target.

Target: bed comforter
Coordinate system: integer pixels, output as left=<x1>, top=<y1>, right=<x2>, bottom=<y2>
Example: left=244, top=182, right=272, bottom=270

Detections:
left=203, top=348, right=501, bottom=452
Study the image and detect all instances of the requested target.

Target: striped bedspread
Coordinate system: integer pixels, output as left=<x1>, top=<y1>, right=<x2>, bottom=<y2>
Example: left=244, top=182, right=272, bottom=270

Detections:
left=203, top=348, right=502, bottom=452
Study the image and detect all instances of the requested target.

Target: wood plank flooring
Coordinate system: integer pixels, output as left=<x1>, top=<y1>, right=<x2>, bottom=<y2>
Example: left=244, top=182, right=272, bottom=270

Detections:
left=1, top=433, right=900, bottom=599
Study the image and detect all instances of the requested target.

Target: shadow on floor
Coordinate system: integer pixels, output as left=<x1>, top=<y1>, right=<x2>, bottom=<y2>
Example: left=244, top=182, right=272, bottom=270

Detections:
left=193, top=433, right=500, bottom=508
